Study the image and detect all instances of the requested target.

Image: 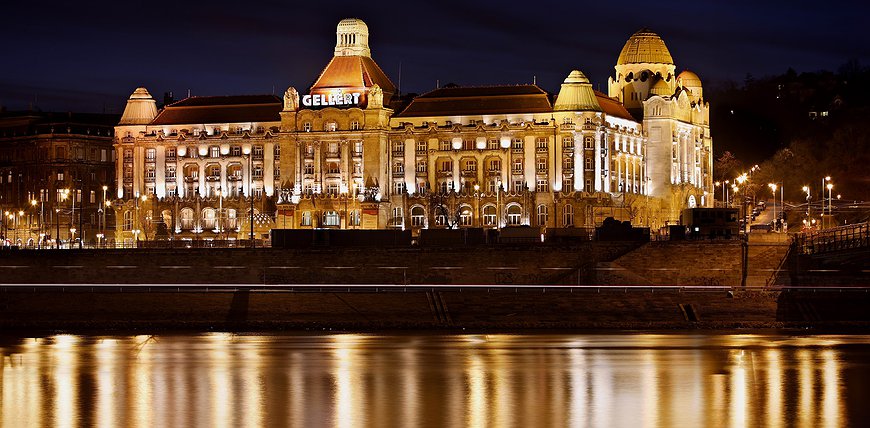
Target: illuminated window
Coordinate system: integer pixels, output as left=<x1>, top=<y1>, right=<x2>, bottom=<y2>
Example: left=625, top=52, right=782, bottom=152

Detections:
left=513, top=159, right=523, bottom=174
left=483, top=205, right=496, bottom=226
left=273, top=145, right=280, bottom=159
left=488, top=139, right=499, bottom=150
left=536, top=158, right=547, bottom=172
left=564, top=157, right=573, bottom=171
left=394, top=181, right=406, bottom=194
left=416, top=161, right=426, bottom=173
left=304, top=163, right=314, bottom=175
left=460, top=206, right=473, bottom=226
left=353, top=141, right=363, bottom=155
left=301, top=211, right=312, bottom=226
left=391, top=207, right=403, bottom=227
left=231, top=146, right=242, bottom=156
left=536, top=179, right=549, bottom=192
left=210, top=146, right=220, bottom=158
left=253, top=145, right=264, bottom=160
left=536, top=205, right=548, bottom=226
left=167, top=148, right=176, bottom=160
left=325, top=121, right=337, bottom=132
left=349, top=210, right=360, bottom=226
left=392, top=141, right=404, bottom=154
left=303, top=122, right=312, bottom=132
left=585, top=157, right=593, bottom=170
left=416, top=140, right=427, bottom=153
left=411, top=206, right=425, bottom=227
left=507, top=205, right=522, bottom=225
left=439, top=140, right=451, bottom=151
left=350, top=120, right=361, bottom=130
left=488, top=159, right=501, bottom=172
left=327, top=162, right=340, bottom=174
left=463, top=159, right=477, bottom=172
left=512, top=138, right=523, bottom=152
left=562, top=136, right=573, bottom=148
left=145, top=148, right=156, bottom=161
left=324, top=211, right=340, bottom=226
left=393, top=162, right=404, bottom=174
left=123, top=211, right=133, bottom=231
left=563, top=204, right=574, bottom=226
left=536, top=137, right=548, bottom=152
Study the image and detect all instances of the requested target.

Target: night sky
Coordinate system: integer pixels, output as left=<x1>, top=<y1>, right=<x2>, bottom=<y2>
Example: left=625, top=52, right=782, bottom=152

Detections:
left=1, top=0, right=868, bottom=114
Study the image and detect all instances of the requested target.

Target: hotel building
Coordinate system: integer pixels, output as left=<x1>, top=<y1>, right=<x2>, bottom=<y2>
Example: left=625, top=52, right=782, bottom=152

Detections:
left=113, top=18, right=712, bottom=243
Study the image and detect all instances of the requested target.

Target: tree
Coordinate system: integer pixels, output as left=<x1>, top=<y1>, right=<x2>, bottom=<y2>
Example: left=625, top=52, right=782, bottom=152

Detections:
left=714, top=151, right=743, bottom=183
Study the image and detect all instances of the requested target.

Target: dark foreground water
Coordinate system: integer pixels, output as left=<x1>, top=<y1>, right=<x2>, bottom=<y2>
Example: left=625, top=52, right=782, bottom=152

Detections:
left=1, top=333, right=869, bottom=427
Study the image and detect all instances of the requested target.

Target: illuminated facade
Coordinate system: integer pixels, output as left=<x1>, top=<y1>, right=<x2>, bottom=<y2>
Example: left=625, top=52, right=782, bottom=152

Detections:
left=113, top=19, right=712, bottom=241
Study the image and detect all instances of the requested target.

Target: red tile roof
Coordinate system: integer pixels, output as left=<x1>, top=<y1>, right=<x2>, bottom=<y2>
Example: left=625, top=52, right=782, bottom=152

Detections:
left=396, top=85, right=553, bottom=117
left=310, top=56, right=396, bottom=100
left=150, top=95, right=281, bottom=125
left=594, top=91, right=634, bottom=121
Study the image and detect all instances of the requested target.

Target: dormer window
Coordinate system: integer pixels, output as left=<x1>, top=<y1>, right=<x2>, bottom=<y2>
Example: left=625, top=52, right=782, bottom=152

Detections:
left=303, top=122, right=312, bottom=132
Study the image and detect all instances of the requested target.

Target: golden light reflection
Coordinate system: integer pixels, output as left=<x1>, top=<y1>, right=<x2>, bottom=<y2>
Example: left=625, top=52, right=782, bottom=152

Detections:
left=52, top=334, right=79, bottom=428
left=568, top=348, right=587, bottom=428
left=131, top=335, right=154, bottom=428
left=207, top=333, right=231, bottom=428
left=730, top=349, right=748, bottom=428
left=0, top=334, right=861, bottom=428
left=798, top=348, right=814, bottom=428
left=766, top=348, right=783, bottom=428
left=466, top=353, right=487, bottom=428
left=821, top=349, right=840, bottom=428
left=95, top=338, right=118, bottom=428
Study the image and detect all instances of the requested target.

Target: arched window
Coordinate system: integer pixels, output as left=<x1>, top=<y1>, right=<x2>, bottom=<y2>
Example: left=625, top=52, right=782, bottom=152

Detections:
left=123, top=211, right=133, bottom=231
left=483, top=205, right=497, bottom=226
left=324, top=211, right=340, bottom=227
left=459, top=205, right=473, bottom=226
left=537, top=205, right=548, bottom=227
left=301, top=211, right=312, bottom=227
left=180, top=208, right=195, bottom=229
left=563, top=204, right=574, bottom=227
left=226, top=209, right=238, bottom=229
left=411, top=206, right=425, bottom=227
left=507, top=204, right=522, bottom=226
left=202, top=208, right=216, bottom=230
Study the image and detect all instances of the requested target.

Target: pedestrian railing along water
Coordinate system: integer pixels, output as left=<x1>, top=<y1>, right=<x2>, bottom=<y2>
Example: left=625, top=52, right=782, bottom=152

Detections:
left=793, top=222, right=870, bottom=255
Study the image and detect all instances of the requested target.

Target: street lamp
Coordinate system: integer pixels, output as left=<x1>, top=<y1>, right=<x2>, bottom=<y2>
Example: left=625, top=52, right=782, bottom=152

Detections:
left=768, top=182, right=783, bottom=232
left=102, top=185, right=108, bottom=245
left=802, top=185, right=811, bottom=228
left=825, top=181, right=833, bottom=228
left=473, top=183, right=480, bottom=227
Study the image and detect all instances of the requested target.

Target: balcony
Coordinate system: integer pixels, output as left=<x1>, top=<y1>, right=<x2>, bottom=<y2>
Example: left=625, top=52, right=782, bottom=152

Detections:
left=184, top=176, right=198, bottom=183
left=206, top=175, right=221, bottom=181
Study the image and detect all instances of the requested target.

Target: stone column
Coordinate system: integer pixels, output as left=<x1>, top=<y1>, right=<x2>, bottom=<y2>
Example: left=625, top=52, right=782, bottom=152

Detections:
left=574, top=133, right=582, bottom=191
left=404, top=138, right=415, bottom=194
left=524, top=135, right=535, bottom=190
left=156, top=146, right=166, bottom=199
left=264, top=142, right=275, bottom=196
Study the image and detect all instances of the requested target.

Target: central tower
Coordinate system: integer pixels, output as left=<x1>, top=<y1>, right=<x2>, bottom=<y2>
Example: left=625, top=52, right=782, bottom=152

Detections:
left=335, top=18, right=371, bottom=58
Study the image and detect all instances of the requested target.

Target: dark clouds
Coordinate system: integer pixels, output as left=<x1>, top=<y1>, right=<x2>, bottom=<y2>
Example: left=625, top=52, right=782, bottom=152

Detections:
left=1, top=0, right=868, bottom=112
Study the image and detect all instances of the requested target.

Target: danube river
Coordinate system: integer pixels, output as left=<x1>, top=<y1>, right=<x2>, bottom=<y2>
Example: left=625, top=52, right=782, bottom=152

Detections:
left=1, top=333, right=868, bottom=427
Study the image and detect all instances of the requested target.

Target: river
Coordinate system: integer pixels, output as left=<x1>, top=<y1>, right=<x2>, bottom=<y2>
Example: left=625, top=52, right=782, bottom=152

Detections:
left=1, top=332, right=868, bottom=427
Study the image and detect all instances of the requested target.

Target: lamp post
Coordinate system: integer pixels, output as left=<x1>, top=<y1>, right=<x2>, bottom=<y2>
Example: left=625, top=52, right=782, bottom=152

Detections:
left=826, top=181, right=833, bottom=229
left=802, top=185, right=811, bottom=229
left=55, top=208, right=60, bottom=249
left=768, top=183, right=781, bottom=232
left=101, top=185, right=108, bottom=245
left=473, top=183, right=480, bottom=227
left=30, top=199, right=38, bottom=246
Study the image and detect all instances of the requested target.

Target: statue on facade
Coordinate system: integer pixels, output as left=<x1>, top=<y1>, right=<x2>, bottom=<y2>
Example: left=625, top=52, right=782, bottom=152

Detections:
left=283, top=87, right=300, bottom=111
left=367, top=84, right=383, bottom=109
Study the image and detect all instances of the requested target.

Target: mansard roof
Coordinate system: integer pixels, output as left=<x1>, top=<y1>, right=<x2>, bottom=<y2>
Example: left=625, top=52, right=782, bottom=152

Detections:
left=396, top=85, right=553, bottom=117
left=150, top=95, right=282, bottom=125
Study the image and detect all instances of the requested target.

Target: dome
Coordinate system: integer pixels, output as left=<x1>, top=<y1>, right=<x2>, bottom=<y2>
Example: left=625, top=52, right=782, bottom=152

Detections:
left=119, top=87, right=157, bottom=125
left=617, top=29, right=674, bottom=65
left=649, top=78, right=672, bottom=97
left=554, top=70, right=602, bottom=112
left=677, top=70, right=703, bottom=98
left=677, top=70, right=702, bottom=88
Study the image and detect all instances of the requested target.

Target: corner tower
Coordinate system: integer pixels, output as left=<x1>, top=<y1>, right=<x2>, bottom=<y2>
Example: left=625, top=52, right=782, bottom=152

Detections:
left=608, top=29, right=676, bottom=118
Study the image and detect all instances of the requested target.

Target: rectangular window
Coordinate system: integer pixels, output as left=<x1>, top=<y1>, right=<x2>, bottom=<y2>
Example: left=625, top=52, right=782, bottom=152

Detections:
left=536, top=137, right=548, bottom=152
left=584, top=136, right=594, bottom=149
left=439, top=140, right=451, bottom=151
left=210, top=146, right=220, bottom=158
left=304, top=163, right=314, bottom=175
left=537, top=158, right=547, bottom=172
left=416, top=140, right=427, bottom=153
left=394, top=181, right=406, bottom=194
left=353, top=141, right=363, bottom=155
left=350, top=121, right=360, bottom=130
left=231, top=146, right=242, bottom=156
left=513, top=159, right=522, bottom=174
left=253, top=145, right=264, bottom=160
left=537, top=179, right=549, bottom=192
left=488, top=139, right=499, bottom=150
left=562, top=136, right=573, bottom=148
left=274, top=145, right=281, bottom=159
left=101, top=149, right=108, bottom=162
left=512, top=138, right=523, bottom=152
left=392, top=141, right=404, bottom=154
left=585, top=157, right=593, bottom=170
left=462, top=139, right=474, bottom=150
left=146, top=148, right=156, bottom=161
left=488, top=159, right=501, bottom=172
left=167, top=148, right=176, bottom=160
left=416, top=162, right=426, bottom=173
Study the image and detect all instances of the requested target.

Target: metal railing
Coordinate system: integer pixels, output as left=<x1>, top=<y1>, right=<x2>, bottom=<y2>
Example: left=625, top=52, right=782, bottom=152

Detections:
left=793, top=222, right=870, bottom=255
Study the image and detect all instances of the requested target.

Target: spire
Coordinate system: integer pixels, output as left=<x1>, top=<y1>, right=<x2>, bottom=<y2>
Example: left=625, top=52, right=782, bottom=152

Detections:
left=335, top=18, right=371, bottom=58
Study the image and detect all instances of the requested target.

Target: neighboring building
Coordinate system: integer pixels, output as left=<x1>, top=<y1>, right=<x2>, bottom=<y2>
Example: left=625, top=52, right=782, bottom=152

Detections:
left=0, top=111, right=117, bottom=246
left=114, top=19, right=712, bottom=241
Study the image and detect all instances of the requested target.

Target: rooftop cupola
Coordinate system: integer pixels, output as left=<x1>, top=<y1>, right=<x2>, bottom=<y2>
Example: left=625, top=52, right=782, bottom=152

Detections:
left=554, top=70, right=602, bottom=112
left=335, top=18, right=371, bottom=58
left=119, top=87, right=157, bottom=125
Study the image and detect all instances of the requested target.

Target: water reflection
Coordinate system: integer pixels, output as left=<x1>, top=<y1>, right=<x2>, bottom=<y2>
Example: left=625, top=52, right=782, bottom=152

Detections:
left=0, top=333, right=867, bottom=428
